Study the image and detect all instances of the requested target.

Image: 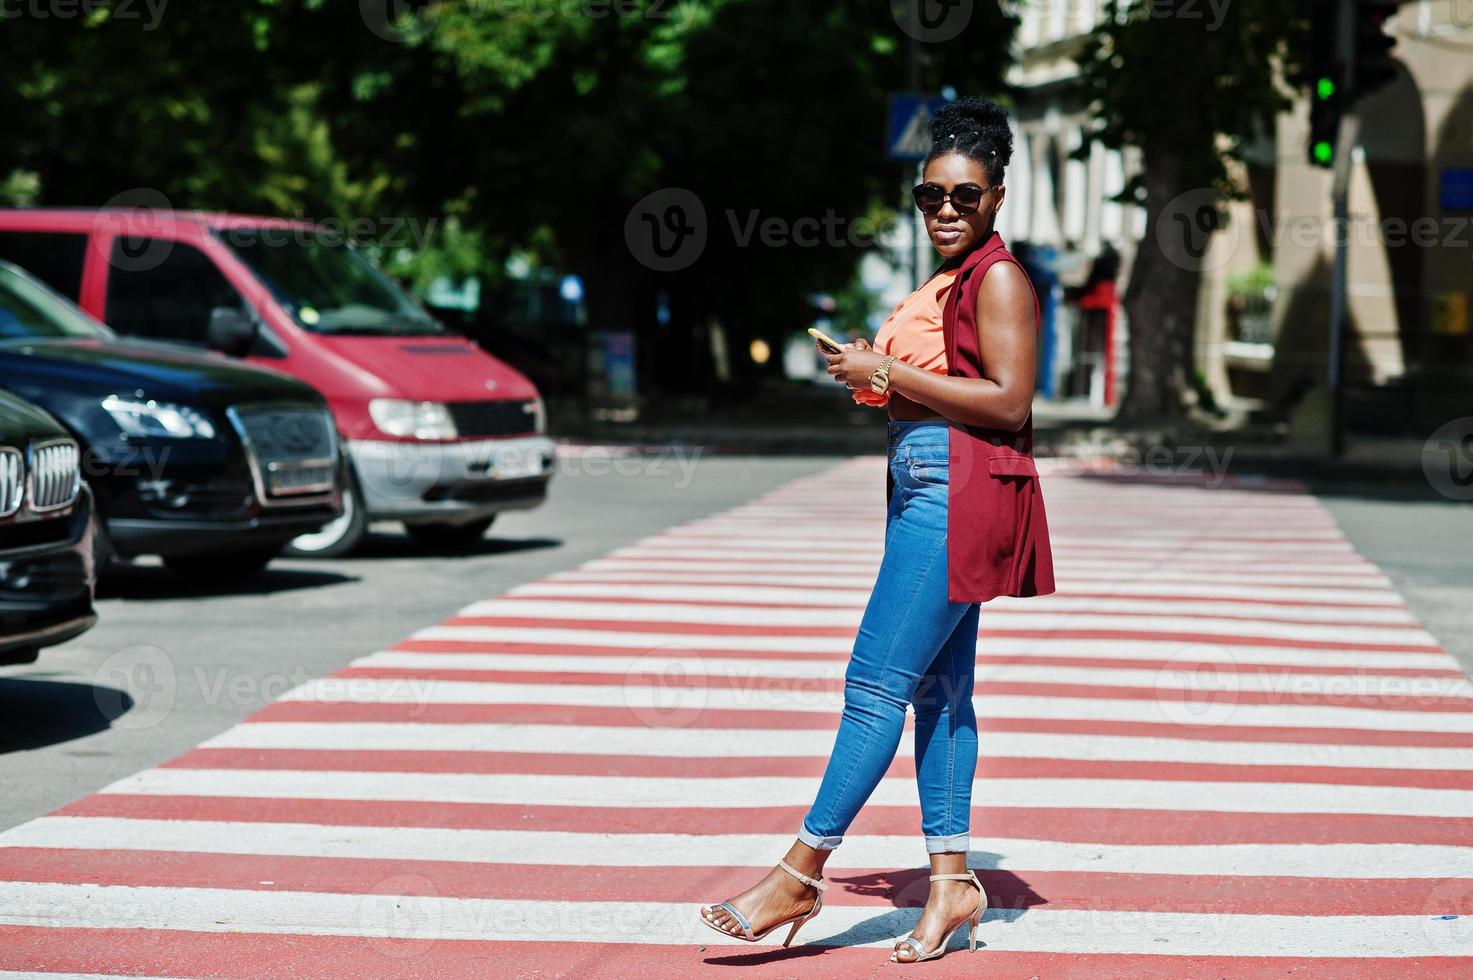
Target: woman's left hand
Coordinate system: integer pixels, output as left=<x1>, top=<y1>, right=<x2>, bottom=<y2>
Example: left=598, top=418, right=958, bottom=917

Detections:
left=825, top=338, right=887, bottom=391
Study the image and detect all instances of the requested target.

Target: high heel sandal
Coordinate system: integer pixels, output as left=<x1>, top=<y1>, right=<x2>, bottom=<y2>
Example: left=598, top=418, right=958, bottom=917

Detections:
left=697, top=859, right=826, bottom=947
left=890, top=869, right=987, bottom=963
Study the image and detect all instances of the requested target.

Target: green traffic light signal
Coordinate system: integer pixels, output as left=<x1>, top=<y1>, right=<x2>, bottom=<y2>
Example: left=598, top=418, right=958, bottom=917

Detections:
left=1316, top=77, right=1336, bottom=101
left=1313, top=140, right=1334, bottom=165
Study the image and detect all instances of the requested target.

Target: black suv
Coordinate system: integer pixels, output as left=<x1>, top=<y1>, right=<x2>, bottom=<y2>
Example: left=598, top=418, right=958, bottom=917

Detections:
left=0, top=260, right=341, bottom=579
left=0, top=388, right=96, bottom=665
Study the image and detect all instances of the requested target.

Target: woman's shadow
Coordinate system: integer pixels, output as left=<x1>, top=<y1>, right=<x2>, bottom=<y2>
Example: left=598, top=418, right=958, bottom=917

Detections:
left=702, top=852, right=1040, bottom=964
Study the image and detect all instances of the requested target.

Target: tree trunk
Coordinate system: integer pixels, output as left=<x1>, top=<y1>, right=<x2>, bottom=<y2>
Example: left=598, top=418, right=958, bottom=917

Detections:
left=1116, top=154, right=1206, bottom=424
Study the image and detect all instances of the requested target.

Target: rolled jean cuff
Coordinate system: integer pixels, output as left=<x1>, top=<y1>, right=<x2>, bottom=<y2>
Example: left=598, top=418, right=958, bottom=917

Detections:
left=925, top=832, right=969, bottom=854
left=797, top=823, right=843, bottom=851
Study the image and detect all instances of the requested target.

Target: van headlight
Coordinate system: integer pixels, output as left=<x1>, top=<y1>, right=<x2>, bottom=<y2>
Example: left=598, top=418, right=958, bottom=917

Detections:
left=369, top=399, right=458, bottom=439
left=101, top=395, right=217, bottom=439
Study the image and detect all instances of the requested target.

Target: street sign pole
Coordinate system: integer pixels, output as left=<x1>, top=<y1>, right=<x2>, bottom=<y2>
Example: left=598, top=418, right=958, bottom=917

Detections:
left=1327, top=0, right=1357, bottom=458
left=908, top=35, right=922, bottom=292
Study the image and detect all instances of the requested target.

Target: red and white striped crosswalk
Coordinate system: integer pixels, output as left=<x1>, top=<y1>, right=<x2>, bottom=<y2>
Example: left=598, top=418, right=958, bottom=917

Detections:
left=2, top=457, right=1471, bottom=977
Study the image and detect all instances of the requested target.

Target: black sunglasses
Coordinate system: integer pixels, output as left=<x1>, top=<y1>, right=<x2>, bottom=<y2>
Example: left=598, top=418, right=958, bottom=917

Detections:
left=912, top=181, right=993, bottom=216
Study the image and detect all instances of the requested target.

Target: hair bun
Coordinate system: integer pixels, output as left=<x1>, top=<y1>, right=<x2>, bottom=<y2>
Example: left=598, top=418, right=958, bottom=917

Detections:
left=925, top=96, right=1014, bottom=177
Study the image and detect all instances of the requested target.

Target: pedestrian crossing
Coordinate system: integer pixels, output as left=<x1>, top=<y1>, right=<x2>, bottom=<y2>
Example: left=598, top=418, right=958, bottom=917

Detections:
left=1, top=457, right=1471, bottom=977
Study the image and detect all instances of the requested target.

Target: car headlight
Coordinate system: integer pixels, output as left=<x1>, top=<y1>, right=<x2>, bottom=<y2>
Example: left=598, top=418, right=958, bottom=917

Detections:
left=101, top=395, right=217, bottom=439
left=369, top=399, right=458, bottom=439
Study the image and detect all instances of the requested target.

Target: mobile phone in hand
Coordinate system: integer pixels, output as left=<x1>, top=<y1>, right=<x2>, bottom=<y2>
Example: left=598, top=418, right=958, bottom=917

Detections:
left=807, top=327, right=845, bottom=355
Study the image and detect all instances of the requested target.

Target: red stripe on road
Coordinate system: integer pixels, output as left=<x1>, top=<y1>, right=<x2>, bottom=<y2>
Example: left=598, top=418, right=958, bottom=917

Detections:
left=3, top=847, right=1469, bottom=917
left=55, top=795, right=1473, bottom=846
left=327, top=666, right=1473, bottom=713
left=545, top=579, right=1409, bottom=610
left=0, top=927, right=1466, bottom=979
left=381, top=643, right=1465, bottom=678
left=390, top=638, right=850, bottom=661
left=246, top=701, right=1473, bottom=745
left=161, top=747, right=1473, bottom=790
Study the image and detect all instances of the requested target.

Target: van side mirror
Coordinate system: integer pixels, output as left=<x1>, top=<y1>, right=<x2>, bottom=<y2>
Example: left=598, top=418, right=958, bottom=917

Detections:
left=207, top=306, right=257, bottom=356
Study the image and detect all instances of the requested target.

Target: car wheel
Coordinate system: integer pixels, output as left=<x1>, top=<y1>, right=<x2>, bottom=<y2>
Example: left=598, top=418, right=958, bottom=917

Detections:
left=163, top=547, right=280, bottom=581
left=404, top=516, right=495, bottom=551
left=284, top=463, right=368, bottom=558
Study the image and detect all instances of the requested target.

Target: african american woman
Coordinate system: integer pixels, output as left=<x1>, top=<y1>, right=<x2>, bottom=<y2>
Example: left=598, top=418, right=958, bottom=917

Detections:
left=698, top=96, right=1055, bottom=964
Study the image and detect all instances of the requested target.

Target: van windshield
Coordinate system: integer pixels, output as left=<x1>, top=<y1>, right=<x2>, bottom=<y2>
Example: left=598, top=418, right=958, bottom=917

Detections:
left=0, top=263, right=112, bottom=341
left=221, top=231, right=446, bottom=336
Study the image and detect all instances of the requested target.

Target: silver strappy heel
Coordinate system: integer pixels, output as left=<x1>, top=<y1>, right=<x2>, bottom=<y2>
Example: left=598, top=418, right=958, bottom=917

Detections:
left=890, top=869, right=987, bottom=963
left=698, top=859, right=826, bottom=947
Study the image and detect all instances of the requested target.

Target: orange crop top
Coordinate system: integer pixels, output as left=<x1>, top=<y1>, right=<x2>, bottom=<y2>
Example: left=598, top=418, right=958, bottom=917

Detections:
left=852, top=267, right=960, bottom=407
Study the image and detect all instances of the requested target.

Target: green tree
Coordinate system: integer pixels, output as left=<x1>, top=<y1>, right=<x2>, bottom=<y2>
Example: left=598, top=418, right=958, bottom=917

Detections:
left=1074, top=0, right=1304, bottom=422
left=2, top=1, right=1019, bottom=397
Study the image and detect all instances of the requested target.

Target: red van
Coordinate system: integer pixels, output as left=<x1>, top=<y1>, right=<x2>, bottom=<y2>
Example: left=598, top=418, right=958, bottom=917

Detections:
left=0, top=210, right=556, bottom=556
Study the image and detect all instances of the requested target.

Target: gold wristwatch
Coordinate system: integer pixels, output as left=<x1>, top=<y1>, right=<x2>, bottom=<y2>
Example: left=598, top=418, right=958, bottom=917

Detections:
left=869, top=355, right=897, bottom=394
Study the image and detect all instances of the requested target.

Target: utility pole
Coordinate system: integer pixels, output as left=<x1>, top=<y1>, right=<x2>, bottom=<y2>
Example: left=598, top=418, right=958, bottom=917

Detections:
left=908, top=33, right=922, bottom=292
left=1326, top=0, right=1356, bottom=458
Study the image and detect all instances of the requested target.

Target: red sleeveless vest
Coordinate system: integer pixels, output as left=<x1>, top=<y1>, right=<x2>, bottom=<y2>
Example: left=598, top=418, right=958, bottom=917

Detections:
left=887, top=231, right=1056, bottom=603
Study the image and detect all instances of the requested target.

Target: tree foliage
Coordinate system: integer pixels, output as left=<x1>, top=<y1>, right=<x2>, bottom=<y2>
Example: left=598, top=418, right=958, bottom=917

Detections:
left=1, top=1, right=1017, bottom=393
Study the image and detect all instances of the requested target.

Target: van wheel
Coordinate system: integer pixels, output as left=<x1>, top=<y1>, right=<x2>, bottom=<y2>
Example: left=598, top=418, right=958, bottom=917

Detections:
left=285, top=465, right=367, bottom=558
left=404, top=517, right=495, bottom=551
left=164, top=547, right=279, bottom=581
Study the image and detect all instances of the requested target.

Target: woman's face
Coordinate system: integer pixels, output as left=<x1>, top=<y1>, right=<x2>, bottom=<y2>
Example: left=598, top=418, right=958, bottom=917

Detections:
left=919, top=151, right=1005, bottom=260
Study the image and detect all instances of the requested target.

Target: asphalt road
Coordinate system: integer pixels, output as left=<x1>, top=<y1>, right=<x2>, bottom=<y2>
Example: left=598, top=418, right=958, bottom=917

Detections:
left=1, top=452, right=1469, bottom=833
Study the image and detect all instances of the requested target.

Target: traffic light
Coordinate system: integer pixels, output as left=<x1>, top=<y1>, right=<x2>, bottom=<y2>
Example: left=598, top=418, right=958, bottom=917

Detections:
left=1353, top=2, right=1399, bottom=100
left=1308, top=77, right=1342, bottom=170
left=1297, top=0, right=1341, bottom=170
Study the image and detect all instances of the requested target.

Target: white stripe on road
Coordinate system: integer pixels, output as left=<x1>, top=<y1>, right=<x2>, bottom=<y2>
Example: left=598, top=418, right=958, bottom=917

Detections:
left=210, top=722, right=1473, bottom=771
left=5, top=819, right=1471, bottom=879
left=0, top=881, right=1464, bottom=956
left=504, top=583, right=1416, bottom=624
left=449, top=601, right=1436, bottom=646
left=94, top=768, right=1473, bottom=817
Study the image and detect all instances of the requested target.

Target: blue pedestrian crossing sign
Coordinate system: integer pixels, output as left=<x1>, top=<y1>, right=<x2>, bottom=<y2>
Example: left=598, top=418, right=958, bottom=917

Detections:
left=887, top=94, right=952, bottom=161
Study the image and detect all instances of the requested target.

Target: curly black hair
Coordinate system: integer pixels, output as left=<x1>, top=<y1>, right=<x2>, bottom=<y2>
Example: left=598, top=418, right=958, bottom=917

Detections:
left=925, top=96, right=1014, bottom=185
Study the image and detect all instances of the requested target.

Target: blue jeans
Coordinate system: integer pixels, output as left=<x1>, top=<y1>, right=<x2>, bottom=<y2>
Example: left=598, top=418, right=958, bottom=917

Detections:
left=799, top=420, right=982, bottom=855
